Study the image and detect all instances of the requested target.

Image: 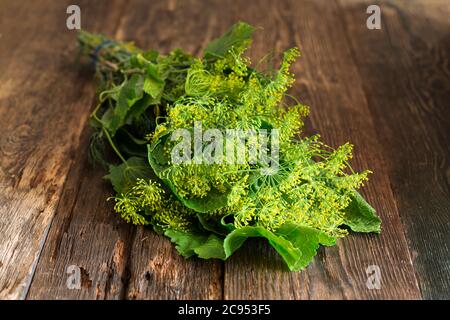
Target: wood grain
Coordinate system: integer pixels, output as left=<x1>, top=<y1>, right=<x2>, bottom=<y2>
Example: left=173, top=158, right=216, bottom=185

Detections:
left=0, top=0, right=447, bottom=299
left=0, top=0, right=123, bottom=299
left=115, top=0, right=224, bottom=300
left=28, top=0, right=223, bottom=300
left=338, top=0, right=450, bottom=299
left=3, top=0, right=135, bottom=300
left=219, top=0, right=422, bottom=299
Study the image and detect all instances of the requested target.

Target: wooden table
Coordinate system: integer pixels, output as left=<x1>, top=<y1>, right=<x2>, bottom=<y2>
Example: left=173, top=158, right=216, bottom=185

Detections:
left=0, top=0, right=448, bottom=300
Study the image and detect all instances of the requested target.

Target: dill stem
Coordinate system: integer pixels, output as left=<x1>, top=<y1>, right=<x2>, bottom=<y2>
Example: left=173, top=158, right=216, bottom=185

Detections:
left=90, top=101, right=103, bottom=119
left=102, top=127, right=127, bottom=164
left=90, top=100, right=127, bottom=164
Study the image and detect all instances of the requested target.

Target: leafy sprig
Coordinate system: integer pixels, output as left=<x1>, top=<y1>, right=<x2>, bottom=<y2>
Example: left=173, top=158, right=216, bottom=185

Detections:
left=78, top=22, right=381, bottom=271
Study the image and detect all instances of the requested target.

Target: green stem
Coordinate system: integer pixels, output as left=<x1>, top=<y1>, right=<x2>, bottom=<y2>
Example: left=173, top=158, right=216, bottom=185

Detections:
left=90, top=91, right=129, bottom=165
left=90, top=101, right=103, bottom=121
left=102, top=126, right=127, bottom=164
left=90, top=104, right=127, bottom=164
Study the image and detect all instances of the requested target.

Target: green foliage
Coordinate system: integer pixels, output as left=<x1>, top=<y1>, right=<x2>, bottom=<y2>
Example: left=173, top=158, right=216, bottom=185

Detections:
left=343, top=191, right=381, bottom=233
left=79, top=21, right=381, bottom=271
left=105, top=156, right=154, bottom=194
left=224, top=223, right=336, bottom=271
left=204, top=21, right=255, bottom=59
left=107, top=74, right=145, bottom=135
left=165, top=229, right=226, bottom=259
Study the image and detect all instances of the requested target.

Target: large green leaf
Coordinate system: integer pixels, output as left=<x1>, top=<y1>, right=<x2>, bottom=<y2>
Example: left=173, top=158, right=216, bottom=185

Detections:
left=204, top=22, right=255, bottom=59
left=165, top=229, right=226, bottom=260
left=104, top=156, right=155, bottom=194
left=343, top=191, right=381, bottom=233
left=176, top=188, right=229, bottom=214
left=197, top=213, right=232, bottom=236
left=165, top=223, right=336, bottom=271
left=224, top=223, right=336, bottom=271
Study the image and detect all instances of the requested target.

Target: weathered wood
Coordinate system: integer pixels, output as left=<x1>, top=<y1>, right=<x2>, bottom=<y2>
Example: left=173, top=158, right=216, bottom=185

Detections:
left=26, top=127, right=137, bottom=299
left=125, top=227, right=223, bottom=299
left=115, top=0, right=224, bottom=299
left=0, top=0, right=446, bottom=300
left=338, top=0, right=450, bottom=299
left=14, top=1, right=131, bottom=299
left=28, top=0, right=224, bottom=300
left=222, top=0, right=421, bottom=299
left=0, top=0, right=125, bottom=299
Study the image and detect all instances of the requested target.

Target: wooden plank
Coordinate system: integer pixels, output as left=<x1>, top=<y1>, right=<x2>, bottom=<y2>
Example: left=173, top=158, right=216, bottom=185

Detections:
left=28, top=0, right=223, bottom=299
left=338, top=0, right=450, bottom=299
left=0, top=0, right=125, bottom=299
left=116, top=0, right=224, bottom=300
left=125, top=227, right=222, bottom=299
left=27, top=127, right=136, bottom=299
left=25, top=0, right=142, bottom=299
left=220, top=0, right=422, bottom=299
left=3, top=0, right=442, bottom=300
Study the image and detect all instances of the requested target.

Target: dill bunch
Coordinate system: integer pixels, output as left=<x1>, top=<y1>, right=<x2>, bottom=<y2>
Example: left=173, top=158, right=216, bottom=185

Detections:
left=78, top=22, right=381, bottom=271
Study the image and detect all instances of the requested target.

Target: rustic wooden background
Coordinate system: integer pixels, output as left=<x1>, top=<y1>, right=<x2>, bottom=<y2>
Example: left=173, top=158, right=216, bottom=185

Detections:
left=0, top=0, right=448, bottom=300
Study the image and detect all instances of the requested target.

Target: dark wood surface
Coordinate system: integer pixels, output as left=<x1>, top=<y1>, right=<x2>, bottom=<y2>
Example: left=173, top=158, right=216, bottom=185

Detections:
left=0, top=0, right=448, bottom=300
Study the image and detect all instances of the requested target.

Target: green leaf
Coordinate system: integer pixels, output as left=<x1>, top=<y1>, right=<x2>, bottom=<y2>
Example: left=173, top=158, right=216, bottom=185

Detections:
left=143, top=64, right=165, bottom=98
left=204, top=22, right=255, bottom=59
left=177, top=188, right=229, bottom=213
left=166, top=223, right=336, bottom=270
left=275, top=223, right=336, bottom=270
left=220, top=214, right=236, bottom=232
left=343, top=191, right=381, bottom=233
left=197, top=213, right=232, bottom=236
left=224, top=225, right=290, bottom=256
left=104, top=156, right=155, bottom=194
left=224, top=223, right=336, bottom=271
left=147, top=133, right=171, bottom=172
left=165, top=229, right=226, bottom=260
left=106, top=74, right=145, bottom=135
